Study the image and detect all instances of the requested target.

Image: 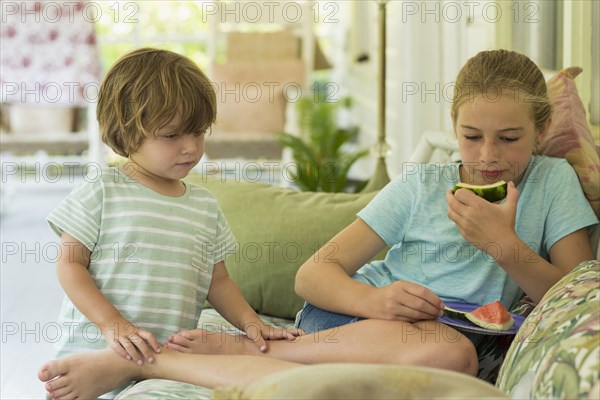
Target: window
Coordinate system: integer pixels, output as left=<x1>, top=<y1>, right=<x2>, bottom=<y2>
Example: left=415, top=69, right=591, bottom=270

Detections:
left=507, top=0, right=599, bottom=137
left=504, top=0, right=600, bottom=141
left=94, top=1, right=212, bottom=71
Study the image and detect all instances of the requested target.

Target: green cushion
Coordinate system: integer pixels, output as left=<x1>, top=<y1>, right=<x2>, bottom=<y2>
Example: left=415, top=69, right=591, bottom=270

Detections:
left=496, top=260, right=600, bottom=399
left=213, top=363, right=509, bottom=399
left=185, top=175, right=379, bottom=319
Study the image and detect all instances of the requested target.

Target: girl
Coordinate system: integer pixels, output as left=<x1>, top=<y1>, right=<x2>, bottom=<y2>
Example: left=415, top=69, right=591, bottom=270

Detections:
left=39, top=50, right=597, bottom=400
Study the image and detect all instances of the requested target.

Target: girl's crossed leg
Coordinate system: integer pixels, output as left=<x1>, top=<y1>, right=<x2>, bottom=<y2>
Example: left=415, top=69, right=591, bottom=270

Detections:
left=167, top=318, right=477, bottom=372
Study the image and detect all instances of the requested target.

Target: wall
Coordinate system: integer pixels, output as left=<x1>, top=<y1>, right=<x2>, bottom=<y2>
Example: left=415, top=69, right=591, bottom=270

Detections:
left=346, top=0, right=496, bottom=178
left=347, top=0, right=598, bottom=181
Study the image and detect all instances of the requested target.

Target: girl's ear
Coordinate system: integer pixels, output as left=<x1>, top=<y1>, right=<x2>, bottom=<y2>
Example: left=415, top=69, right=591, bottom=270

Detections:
left=533, top=118, right=551, bottom=155
left=450, top=111, right=457, bottom=131
left=537, top=118, right=552, bottom=137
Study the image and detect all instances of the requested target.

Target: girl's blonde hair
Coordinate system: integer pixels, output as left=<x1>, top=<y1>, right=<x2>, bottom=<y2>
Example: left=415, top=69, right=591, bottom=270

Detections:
left=451, top=49, right=551, bottom=133
left=97, top=48, right=216, bottom=157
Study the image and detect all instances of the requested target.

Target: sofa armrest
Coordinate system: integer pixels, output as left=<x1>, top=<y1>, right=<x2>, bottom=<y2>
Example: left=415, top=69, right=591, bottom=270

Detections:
left=496, top=260, right=600, bottom=399
left=590, top=223, right=600, bottom=260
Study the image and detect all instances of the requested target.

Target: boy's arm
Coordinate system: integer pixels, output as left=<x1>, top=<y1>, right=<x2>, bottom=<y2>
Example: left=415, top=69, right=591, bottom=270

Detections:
left=57, top=232, right=160, bottom=363
left=206, top=262, right=266, bottom=333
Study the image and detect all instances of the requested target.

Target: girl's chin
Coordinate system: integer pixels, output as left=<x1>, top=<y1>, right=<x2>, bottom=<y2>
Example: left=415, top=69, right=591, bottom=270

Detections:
left=480, top=174, right=505, bottom=183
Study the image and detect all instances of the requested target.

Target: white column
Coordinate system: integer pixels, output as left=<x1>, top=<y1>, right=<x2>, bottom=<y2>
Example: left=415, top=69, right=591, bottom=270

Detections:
left=386, top=1, right=446, bottom=177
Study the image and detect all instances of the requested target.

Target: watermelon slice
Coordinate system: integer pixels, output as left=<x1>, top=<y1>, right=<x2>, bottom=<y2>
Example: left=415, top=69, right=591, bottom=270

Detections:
left=452, top=180, right=507, bottom=202
left=444, top=301, right=514, bottom=331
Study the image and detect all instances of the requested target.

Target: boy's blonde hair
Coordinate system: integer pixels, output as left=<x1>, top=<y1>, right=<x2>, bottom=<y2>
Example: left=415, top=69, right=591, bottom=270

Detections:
left=97, top=48, right=216, bottom=157
left=451, top=49, right=551, bottom=133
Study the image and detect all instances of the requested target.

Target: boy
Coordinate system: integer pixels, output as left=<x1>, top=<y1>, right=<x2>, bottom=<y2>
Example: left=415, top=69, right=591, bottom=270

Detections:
left=47, top=48, right=301, bottom=396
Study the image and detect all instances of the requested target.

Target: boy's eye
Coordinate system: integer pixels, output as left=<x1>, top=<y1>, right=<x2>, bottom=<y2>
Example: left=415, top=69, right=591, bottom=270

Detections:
left=162, top=134, right=178, bottom=140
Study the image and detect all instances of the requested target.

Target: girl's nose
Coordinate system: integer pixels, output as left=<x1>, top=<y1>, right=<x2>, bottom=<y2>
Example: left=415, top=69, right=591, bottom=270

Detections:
left=479, top=139, right=499, bottom=163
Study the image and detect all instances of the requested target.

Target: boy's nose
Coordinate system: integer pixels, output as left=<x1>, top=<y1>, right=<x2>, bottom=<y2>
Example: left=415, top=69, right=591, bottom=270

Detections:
left=181, top=135, right=198, bottom=154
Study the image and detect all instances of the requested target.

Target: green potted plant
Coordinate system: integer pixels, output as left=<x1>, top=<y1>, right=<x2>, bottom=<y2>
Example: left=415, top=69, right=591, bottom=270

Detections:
left=279, top=95, right=369, bottom=192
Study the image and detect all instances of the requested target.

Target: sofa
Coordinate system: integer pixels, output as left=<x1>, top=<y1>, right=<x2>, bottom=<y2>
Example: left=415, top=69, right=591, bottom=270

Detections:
left=115, top=174, right=600, bottom=400
left=117, top=65, right=600, bottom=399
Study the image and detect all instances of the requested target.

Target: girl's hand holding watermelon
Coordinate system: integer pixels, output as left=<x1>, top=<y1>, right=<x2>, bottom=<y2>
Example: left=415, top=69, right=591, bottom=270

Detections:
left=446, top=181, right=520, bottom=262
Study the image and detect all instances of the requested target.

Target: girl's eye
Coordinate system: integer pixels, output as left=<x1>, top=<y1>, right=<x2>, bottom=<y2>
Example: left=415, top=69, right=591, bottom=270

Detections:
left=162, top=134, right=178, bottom=140
left=464, top=135, right=481, bottom=141
left=502, top=137, right=519, bottom=143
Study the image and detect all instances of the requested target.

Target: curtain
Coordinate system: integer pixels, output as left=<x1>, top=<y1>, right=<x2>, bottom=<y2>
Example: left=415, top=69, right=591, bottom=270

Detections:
left=1, top=1, right=101, bottom=106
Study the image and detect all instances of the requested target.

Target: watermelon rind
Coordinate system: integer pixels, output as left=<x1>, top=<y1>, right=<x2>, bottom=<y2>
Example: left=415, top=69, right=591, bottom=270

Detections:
left=443, top=303, right=514, bottom=331
left=443, top=306, right=470, bottom=323
left=453, top=180, right=507, bottom=202
left=465, top=313, right=514, bottom=331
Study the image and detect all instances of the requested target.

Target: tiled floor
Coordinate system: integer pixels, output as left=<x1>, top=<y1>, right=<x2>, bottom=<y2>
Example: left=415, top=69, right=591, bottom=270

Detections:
left=1, top=176, right=74, bottom=399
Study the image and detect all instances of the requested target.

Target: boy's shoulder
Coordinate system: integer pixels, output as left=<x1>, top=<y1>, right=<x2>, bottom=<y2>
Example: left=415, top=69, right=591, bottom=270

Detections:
left=75, top=167, right=125, bottom=186
left=186, top=181, right=220, bottom=203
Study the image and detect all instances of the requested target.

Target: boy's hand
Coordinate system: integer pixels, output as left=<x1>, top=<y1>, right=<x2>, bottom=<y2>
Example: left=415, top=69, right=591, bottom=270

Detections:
left=101, top=316, right=161, bottom=364
left=245, top=323, right=306, bottom=352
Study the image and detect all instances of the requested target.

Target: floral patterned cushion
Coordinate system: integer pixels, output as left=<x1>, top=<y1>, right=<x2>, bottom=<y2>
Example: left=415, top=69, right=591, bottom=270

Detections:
left=496, top=260, right=600, bottom=399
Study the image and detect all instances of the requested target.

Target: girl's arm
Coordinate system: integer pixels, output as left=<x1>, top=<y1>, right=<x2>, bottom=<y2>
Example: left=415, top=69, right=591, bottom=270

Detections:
left=496, top=228, right=592, bottom=302
left=295, top=218, right=445, bottom=321
left=57, top=232, right=161, bottom=363
left=206, top=262, right=303, bottom=351
left=447, top=183, right=594, bottom=303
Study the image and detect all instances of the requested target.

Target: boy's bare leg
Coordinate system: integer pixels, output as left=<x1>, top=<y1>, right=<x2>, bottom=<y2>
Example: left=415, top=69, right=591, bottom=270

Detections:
left=38, top=349, right=135, bottom=399
left=38, top=348, right=302, bottom=400
left=168, top=319, right=478, bottom=375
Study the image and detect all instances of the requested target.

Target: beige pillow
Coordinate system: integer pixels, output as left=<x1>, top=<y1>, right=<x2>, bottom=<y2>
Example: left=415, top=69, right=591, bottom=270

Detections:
left=210, top=60, right=305, bottom=135
left=226, top=31, right=299, bottom=63
left=213, top=363, right=509, bottom=400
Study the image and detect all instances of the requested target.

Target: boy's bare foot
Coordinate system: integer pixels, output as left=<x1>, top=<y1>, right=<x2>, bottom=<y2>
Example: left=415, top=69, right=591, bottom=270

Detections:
left=38, top=348, right=136, bottom=399
left=165, top=328, right=261, bottom=356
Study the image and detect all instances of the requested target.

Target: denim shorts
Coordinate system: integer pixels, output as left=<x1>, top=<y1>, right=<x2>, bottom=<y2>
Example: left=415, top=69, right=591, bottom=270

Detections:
left=295, top=302, right=364, bottom=333
left=295, top=302, right=484, bottom=348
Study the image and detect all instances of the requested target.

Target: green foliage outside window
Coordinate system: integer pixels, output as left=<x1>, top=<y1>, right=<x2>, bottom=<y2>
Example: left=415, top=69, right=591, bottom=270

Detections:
left=279, top=93, right=369, bottom=193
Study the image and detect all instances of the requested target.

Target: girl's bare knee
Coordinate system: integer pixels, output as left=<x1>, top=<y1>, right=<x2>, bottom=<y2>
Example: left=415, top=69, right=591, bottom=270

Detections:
left=357, top=320, right=478, bottom=375
left=410, top=325, right=478, bottom=375
left=455, top=337, right=478, bottom=376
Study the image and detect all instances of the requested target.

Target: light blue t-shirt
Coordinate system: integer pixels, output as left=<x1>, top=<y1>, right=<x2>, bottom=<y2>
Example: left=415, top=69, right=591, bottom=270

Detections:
left=355, top=156, right=598, bottom=307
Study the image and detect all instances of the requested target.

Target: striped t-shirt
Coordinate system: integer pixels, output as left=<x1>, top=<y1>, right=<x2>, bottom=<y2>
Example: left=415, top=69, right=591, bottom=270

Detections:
left=47, top=168, right=236, bottom=357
